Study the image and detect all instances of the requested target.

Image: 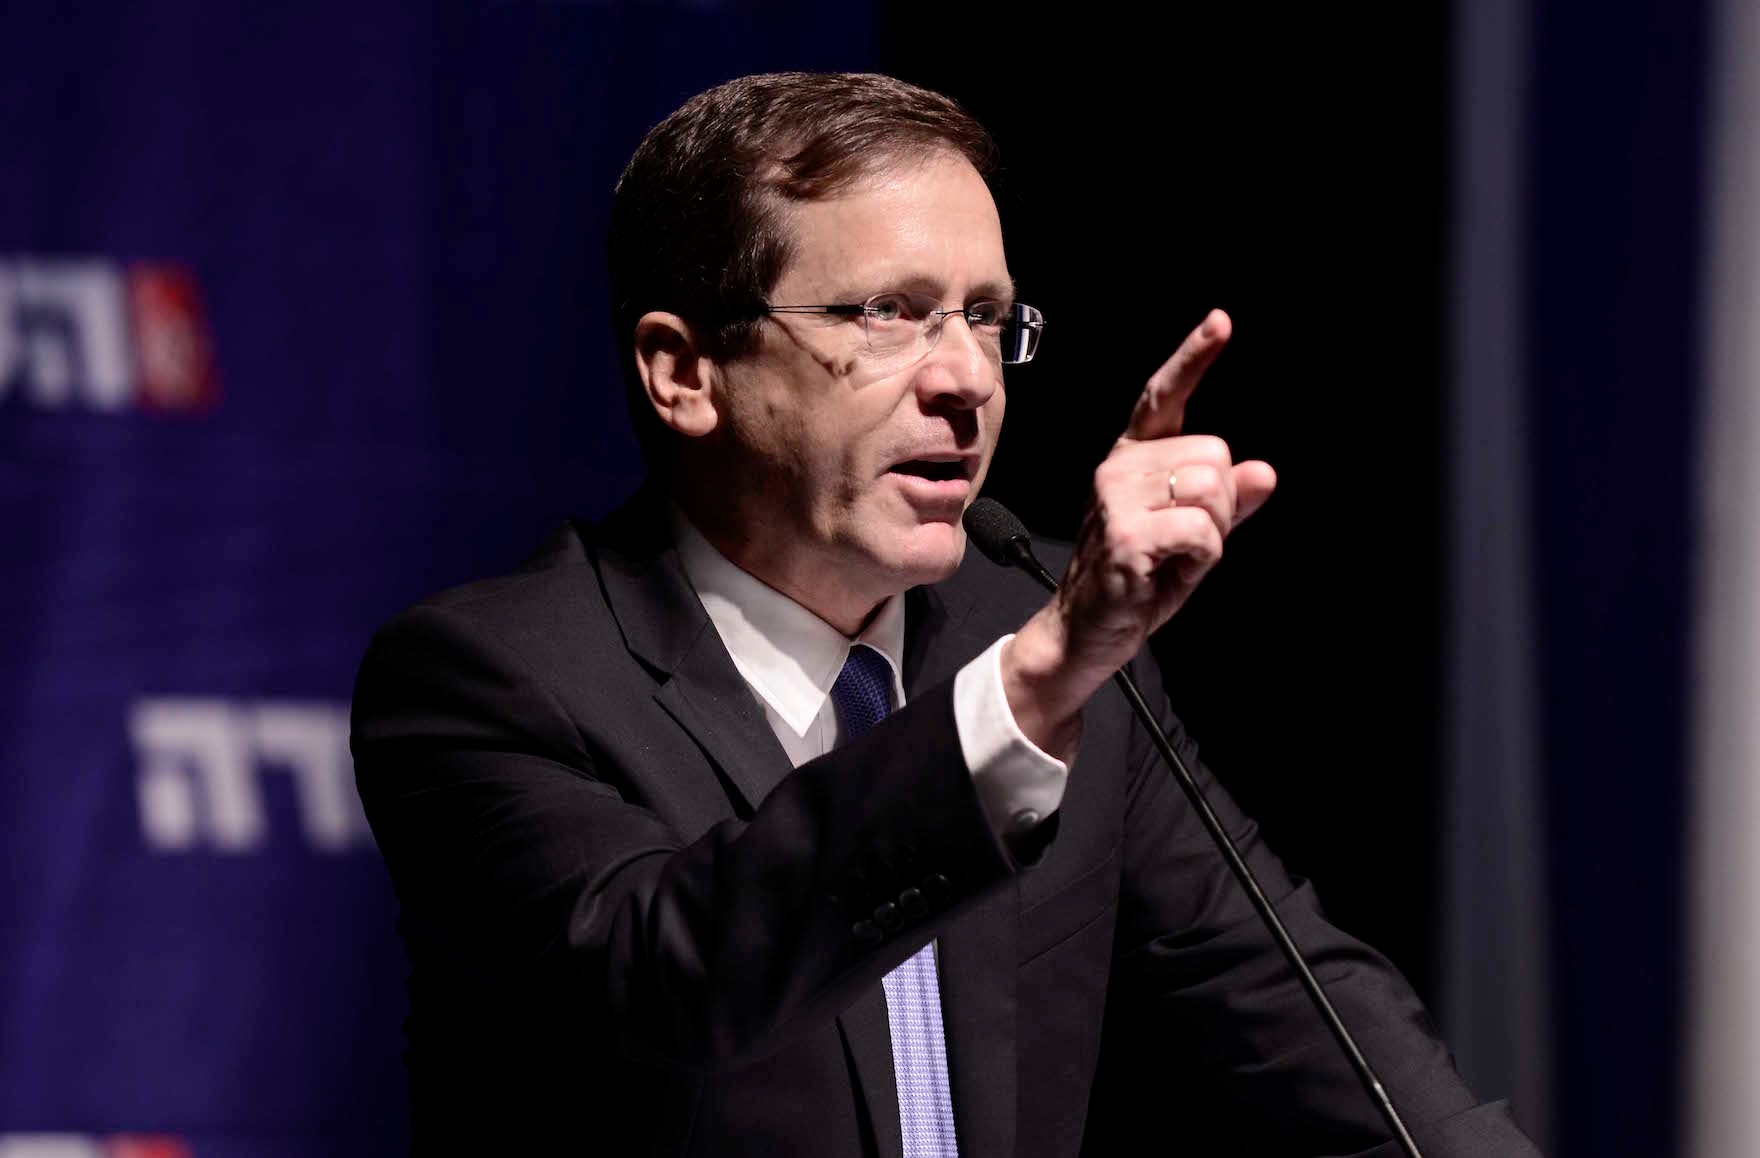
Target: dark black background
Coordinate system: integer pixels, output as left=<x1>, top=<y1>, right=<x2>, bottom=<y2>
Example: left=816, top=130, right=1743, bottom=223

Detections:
left=885, top=8, right=1450, bottom=994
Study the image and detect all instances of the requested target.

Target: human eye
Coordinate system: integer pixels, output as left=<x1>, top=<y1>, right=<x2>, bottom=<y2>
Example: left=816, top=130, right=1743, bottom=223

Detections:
left=864, top=292, right=934, bottom=325
left=966, top=300, right=1008, bottom=331
left=864, top=293, right=907, bottom=323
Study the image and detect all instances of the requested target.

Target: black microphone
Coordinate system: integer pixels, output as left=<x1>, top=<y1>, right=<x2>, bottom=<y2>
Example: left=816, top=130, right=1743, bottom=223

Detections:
left=962, top=497, right=1425, bottom=1158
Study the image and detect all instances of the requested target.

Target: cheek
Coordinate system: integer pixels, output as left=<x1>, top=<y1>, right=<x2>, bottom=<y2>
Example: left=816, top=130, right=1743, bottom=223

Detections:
left=819, top=394, right=900, bottom=474
left=982, top=388, right=1006, bottom=454
left=723, top=381, right=804, bottom=468
left=966, top=390, right=1006, bottom=490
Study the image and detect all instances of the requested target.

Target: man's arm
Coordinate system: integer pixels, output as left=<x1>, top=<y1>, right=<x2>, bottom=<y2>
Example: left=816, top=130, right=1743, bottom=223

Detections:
left=350, top=597, right=1013, bottom=1071
left=997, top=311, right=1540, bottom=1154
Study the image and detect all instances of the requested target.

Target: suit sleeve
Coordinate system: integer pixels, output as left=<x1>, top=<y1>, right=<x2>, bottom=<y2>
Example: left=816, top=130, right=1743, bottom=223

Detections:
left=349, top=599, right=1015, bottom=1072
left=1083, top=649, right=1543, bottom=1158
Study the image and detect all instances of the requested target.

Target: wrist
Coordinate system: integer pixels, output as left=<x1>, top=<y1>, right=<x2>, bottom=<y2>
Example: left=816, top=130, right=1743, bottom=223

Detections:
left=1000, top=610, right=1087, bottom=761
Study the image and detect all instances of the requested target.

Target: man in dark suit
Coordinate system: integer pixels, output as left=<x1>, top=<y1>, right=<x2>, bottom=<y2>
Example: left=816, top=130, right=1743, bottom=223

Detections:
left=351, top=72, right=1541, bottom=1156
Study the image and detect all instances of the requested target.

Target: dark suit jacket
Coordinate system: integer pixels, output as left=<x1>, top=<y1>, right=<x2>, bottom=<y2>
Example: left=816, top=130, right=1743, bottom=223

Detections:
left=350, top=489, right=1540, bottom=1157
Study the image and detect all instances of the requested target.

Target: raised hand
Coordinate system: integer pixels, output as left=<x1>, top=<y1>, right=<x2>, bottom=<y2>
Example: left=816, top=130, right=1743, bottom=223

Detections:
left=1000, top=309, right=1277, bottom=758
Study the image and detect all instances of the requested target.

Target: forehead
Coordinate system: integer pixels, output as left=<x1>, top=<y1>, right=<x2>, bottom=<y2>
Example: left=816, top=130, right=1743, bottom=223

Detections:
left=774, top=152, right=1012, bottom=301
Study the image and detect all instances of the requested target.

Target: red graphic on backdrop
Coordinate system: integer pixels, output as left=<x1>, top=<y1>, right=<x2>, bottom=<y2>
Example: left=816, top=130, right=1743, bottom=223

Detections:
left=106, top=1137, right=193, bottom=1158
left=127, top=264, right=219, bottom=414
left=0, top=257, right=221, bottom=416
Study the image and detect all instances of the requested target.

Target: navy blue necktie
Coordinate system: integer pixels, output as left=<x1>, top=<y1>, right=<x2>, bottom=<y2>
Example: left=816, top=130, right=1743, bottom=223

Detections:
left=831, top=644, right=959, bottom=1158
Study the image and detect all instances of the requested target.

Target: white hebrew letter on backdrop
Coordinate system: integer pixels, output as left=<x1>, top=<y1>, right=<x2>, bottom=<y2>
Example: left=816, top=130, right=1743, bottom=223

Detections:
left=0, top=1136, right=106, bottom=1158
left=248, top=703, right=370, bottom=851
left=128, top=698, right=263, bottom=852
left=15, top=261, right=132, bottom=411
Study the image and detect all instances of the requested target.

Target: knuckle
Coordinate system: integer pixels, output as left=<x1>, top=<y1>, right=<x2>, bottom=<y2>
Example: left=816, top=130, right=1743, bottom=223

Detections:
left=1170, top=505, right=1204, bottom=531
left=1176, top=508, right=1224, bottom=561
left=1198, top=520, right=1225, bottom=563
left=1189, top=434, right=1233, bottom=466
left=1179, top=462, right=1223, bottom=495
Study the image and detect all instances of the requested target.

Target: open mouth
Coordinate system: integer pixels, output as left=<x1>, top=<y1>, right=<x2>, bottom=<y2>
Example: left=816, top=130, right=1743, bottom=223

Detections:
left=888, top=459, right=970, bottom=483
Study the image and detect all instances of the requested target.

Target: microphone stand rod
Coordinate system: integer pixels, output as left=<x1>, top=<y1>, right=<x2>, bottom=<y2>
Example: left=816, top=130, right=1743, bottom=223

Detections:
left=1006, top=545, right=1425, bottom=1158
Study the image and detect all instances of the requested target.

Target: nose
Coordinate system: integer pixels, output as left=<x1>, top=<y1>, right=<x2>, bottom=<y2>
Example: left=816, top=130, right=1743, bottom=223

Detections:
left=914, top=313, right=998, bottom=411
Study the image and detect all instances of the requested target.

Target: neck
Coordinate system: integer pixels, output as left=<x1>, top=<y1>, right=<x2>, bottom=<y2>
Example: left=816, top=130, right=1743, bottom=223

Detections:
left=671, top=489, right=887, bottom=638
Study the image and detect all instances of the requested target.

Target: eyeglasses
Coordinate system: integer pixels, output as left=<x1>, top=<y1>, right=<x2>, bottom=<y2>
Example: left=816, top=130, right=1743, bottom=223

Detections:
left=760, top=291, right=1046, bottom=366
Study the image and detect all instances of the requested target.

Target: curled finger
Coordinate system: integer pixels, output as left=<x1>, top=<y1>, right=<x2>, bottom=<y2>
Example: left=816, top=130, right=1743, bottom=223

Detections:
left=1168, top=463, right=1235, bottom=538
left=1231, top=459, right=1278, bottom=527
left=1140, top=503, right=1226, bottom=573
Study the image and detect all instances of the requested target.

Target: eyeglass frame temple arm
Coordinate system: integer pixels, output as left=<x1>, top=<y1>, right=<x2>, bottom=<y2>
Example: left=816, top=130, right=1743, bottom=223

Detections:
left=761, top=303, right=1043, bottom=326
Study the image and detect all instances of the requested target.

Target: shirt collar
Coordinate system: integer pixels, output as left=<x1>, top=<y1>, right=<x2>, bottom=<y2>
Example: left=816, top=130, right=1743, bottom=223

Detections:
left=670, top=507, right=907, bottom=738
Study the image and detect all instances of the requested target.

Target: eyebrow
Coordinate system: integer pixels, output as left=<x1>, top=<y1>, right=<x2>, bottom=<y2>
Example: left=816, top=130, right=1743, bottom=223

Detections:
left=969, top=276, right=1018, bottom=303
left=838, top=271, right=1018, bottom=304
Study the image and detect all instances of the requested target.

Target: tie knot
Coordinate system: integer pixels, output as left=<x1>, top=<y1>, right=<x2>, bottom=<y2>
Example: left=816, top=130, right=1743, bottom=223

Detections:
left=831, top=644, right=895, bottom=741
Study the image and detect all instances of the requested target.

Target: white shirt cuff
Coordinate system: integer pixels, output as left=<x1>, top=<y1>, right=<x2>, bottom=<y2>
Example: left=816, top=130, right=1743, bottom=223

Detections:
left=953, top=634, right=1070, bottom=841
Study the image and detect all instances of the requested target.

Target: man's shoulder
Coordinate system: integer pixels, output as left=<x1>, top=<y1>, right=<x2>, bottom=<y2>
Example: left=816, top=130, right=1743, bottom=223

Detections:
left=390, top=482, right=671, bottom=628
left=399, top=519, right=601, bottom=621
left=360, top=517, right=634, bottom=680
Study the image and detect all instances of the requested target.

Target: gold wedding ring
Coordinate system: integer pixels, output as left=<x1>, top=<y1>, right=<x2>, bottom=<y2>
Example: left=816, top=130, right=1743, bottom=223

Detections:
left=1168, top=472, right=1178, bottom=506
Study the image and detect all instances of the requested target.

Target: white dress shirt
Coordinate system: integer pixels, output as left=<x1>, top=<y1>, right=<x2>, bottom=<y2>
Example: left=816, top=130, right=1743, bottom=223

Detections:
left=670, top=511, right=1068, bottom=840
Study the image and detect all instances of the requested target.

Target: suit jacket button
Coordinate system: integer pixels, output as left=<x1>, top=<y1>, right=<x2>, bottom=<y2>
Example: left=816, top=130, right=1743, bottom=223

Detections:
left=898, top=887, right=927, bottom=919
left=921, top=873, right=950, bottom=906
left=852, top=919, right=881, bottom=943
left=873, top=901, right=901, bottom=930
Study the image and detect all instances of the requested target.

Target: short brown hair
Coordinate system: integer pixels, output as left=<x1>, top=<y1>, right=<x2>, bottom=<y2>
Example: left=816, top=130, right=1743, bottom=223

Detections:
left=607, top=72, right=997, bottom=467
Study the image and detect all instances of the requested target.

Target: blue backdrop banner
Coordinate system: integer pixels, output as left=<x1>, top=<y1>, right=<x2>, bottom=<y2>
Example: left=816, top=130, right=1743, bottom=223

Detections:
left=0, top=4, right=872, bottom=1153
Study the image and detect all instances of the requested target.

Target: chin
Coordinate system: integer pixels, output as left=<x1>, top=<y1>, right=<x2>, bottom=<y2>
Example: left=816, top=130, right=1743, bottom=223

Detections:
left=861, top=521, right=968, bottom=590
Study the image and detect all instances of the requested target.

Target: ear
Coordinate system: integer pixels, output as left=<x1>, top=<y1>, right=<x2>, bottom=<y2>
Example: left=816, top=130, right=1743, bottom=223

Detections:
left=633, top=311, right=721, bottom=440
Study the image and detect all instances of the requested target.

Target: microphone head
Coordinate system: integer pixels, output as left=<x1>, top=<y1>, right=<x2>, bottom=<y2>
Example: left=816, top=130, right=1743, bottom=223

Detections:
left=962, top=497, right=1033, bottom=566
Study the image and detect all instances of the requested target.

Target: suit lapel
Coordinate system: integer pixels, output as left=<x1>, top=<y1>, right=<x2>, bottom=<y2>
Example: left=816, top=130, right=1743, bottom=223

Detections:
left=652, top=623, right=795, bottom=812
left=902, top=580, right=975, bottom=694
left=595, top=488, right=794, bottom=813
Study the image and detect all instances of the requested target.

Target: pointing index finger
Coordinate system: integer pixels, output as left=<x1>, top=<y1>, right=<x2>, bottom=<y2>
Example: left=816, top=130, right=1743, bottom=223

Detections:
left=1126, top=308, right=1232, bottom=441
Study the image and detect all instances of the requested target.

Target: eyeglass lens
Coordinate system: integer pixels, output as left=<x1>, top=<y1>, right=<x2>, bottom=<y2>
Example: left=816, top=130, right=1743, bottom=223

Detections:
left=861, top=292, right=1043, bottom=365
